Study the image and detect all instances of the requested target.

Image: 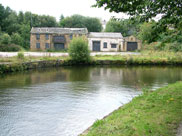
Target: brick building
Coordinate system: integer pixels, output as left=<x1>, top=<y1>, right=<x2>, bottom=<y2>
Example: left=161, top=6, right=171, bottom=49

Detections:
left=30, top=27, right=88, bottom=51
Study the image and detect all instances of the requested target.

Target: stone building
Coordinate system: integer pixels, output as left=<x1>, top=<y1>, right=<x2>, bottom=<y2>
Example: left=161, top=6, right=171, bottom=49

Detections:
left=88, top=32, right=124, bottom=52
left=123, top=35, right=142, bottom=51
left=30, top=27, right=88, bottom=51
left=30, top=27, right=141, bottom=52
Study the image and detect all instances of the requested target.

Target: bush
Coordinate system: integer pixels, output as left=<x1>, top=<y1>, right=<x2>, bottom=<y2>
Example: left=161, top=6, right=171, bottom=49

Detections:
left=17, top=52, right=24, bottom=59
left=0, top=44, right=21, bottom=52
left=166, top=42, right=182, bottom=52
left=68, top=36, right=90, bottom=63
left=0, top=33, right=11, bottom=44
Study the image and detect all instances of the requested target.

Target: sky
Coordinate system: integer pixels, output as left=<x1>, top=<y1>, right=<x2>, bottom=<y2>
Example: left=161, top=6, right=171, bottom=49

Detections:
left=0, top=0, right=129, bottom=21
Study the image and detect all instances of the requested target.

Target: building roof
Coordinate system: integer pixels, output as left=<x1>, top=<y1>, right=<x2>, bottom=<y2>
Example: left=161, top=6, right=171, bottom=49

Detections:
left=88, top=32, right=123, bottom=39
left=31, top=27, right=88, bottom=34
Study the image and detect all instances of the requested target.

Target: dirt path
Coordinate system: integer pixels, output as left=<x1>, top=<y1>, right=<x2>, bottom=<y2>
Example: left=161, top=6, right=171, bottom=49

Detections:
left=0, top=52, right=140, bottom=58
left=177, top=123, right=182, bottom=136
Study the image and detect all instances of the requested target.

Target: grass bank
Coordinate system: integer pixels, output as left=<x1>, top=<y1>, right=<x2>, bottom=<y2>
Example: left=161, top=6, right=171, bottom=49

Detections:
left=81, top=82, right=182, bottom=136
left=93, top=51, right=182, bottom=65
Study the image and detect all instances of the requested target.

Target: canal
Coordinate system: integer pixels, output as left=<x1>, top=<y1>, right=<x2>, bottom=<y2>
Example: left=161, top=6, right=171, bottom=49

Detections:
left=0, top=66, right=182, bottom=136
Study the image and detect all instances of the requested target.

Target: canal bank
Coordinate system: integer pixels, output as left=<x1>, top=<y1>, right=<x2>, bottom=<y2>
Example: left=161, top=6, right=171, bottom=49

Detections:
left=1, top=58, right=182, bottom=74
left=81, top=82, right=182, bottom=136
left=1, top=51, right=182, bottom=74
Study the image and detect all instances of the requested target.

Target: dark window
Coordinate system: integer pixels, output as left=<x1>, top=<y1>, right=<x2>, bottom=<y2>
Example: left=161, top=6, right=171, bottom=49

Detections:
left=36, top=34, right=40, bottom=40
left=111, top=44, right=117, bottom=48
left=45, top=34, right=49, bottom=40
left=70, top=34, right=73, bottom=40
left=36, top=43, right=40, bottom=49
left=103, top=42, right=107, bottom=48
left=79, top=34, right=82, bottom=37
left=45, top=43, right=49, bottom=49
left=53, top=36, right=66, bottom=43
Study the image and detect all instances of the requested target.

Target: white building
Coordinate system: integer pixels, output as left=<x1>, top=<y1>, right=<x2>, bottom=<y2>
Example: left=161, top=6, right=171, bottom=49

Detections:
left=88, top=32, right=124, bottom=52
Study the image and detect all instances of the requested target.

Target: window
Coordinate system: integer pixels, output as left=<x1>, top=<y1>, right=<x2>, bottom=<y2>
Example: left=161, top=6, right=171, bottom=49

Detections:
left=36, top=34, right=40, bottom=40
left=45, top=43, right=49, bottom=49
left=45, top=34, right=49, bottom=40
left=70, top=34, right=73, bottom=40
left=36, top=43, right=40, bottom=49
left=103, top=42, right=107, bottom=48
left=111, top=44, right=117, bottom=48
left=53, top=36, right=65, bottom=43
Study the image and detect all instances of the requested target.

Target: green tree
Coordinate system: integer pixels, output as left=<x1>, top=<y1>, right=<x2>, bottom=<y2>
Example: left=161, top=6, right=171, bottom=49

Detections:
left=138, top=22, right=158, bottom=43
left=11, top=33, right=23, bottom=46
left=105, top=18, right=140, bottom=37
left=0, top=33, right=11, bottom=44
left=94, top=0, right=182, bottom=27
left=68, top=36, right=90, bottom=63
left=20, top=24, right=31, bottom=49
left=60, top=14, right=102, bottom=32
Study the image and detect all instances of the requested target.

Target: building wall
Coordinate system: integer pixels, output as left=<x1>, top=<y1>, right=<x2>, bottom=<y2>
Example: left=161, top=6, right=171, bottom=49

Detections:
left=30, top=33, right=85, bottom=51
left=123, top=35, right=142, bottom=51
left=88, top=37, right=123, bottom=52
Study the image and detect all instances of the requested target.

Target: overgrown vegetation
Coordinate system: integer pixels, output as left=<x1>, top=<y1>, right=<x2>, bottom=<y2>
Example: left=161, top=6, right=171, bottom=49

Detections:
left=82, top=82, right=182, bottom=136
left=68, top=36, right=91, bottom=63
left=93, top=51, right=182, bottom=65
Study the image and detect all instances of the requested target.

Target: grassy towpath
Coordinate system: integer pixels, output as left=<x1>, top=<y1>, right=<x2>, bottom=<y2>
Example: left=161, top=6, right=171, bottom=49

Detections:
left=82, top=82, right=182, bottom=136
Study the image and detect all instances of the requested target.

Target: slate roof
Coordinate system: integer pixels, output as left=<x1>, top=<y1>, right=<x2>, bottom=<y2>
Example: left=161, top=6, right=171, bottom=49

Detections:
left=31, top=27, right=88, bottom=34
left=88, top=32, right=123, bottom=39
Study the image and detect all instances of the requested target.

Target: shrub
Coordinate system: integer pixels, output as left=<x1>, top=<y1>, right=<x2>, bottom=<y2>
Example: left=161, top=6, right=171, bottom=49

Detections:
left=17, top=52, right=24, bottom=59
left=167, top=42, right=182, bottom=52
left=0, top=44, right=21, bottom=52
left=0, top=33, right=11, bottom=44
left=68, top=36, right=90, bottom=63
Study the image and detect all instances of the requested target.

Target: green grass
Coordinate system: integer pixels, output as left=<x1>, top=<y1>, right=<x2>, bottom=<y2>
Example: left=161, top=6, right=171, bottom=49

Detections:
left=82, top=82, right=182, bottom=136
left=0, top=55, right=69, bottom=63
left=92, top=51, right=182, bottom=65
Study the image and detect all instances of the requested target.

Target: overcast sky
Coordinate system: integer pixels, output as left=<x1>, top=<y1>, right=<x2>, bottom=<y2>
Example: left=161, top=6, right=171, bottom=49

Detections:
left=0, top=0, right=129, bottom=21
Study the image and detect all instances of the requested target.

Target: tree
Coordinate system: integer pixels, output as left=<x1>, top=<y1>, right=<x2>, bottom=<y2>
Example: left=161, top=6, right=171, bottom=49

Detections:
left=11, top=33, right=23, bottom=46
left=19, top=24, right=31, bottom=49
left=59, top=14, right=102, bottom=32
left=0, top=33, right=11, bottom=44
left=94, top=0, right=182, bottom=27
left=105, top=18, right=140, bottom=36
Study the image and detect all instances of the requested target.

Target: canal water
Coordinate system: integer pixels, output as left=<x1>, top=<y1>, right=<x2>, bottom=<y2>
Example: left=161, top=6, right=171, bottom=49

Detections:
left=0, top=66, right=182, bottom=136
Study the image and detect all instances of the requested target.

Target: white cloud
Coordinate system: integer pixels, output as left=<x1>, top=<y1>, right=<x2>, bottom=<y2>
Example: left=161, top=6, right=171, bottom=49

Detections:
left=0, top=0, right=129, bottom=21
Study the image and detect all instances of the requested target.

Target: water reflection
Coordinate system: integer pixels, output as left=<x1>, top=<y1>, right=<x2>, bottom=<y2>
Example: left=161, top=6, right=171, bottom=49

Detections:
left=0, top=66, right=182, bottom=136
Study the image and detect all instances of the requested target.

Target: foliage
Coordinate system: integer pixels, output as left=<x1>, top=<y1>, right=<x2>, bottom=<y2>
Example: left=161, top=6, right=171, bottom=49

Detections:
left=138, top=21, right=162, bottom=44
left=159, top=30, right=182, bottom=44
left=17, top=52, right=24, bottom=59
left=105, top=18, right=140, bottom=36
left=11, top=33, right=23, bottom=46
left=0, top=44, right=21, bottom=52
left=94, top=0, right=182, bottom=28
left=0, top=33, right=11, bottom=44
left=0, top=4, right=58, bottom=50
left=68, top=36, right=90, bottom=63
left=59, top=14, right=102, bottom=32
